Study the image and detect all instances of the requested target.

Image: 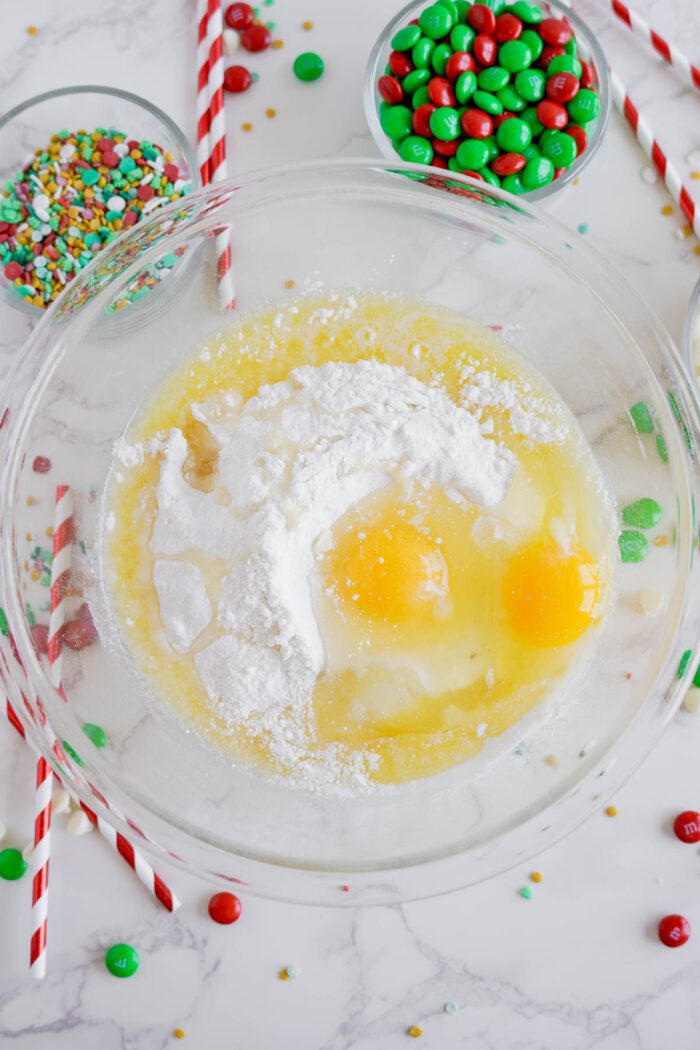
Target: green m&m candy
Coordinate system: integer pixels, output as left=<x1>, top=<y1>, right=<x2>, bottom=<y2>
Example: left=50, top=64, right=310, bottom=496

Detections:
left=521, top=106, right=544, bottom=137
left=432, top=42, right=453, bottom=74
left=436, top=0, right=460, bottom=18
left=482, top=135, right=499, bottom=162
left=473, top=90, right=503, bottom=115
left=456, top=138, right=490, bottom=170
left=478, top=66, right=510, bottom=92
left=380, top=105, right=413, bottom=140
left=455, top=70, right=477, bottom=103
left=482, top=0, right=506, bottom=12
left=479, top=167, right=502, bottom=187
left=399, top=135, right=434, bottom=164
left=412, top=85, right=431, bottom=108
left=515, top=69, right=546, bottom=102
left=0, top=848, right=27, bottom=881
left=511, top=1, right=543, bottom=23
left=541, top=130, right=577, bottom=167
left=502, top=173, right=526, bottom=194
left=547, top=54, right=583, bottom=78
left=567, top=88, right=601, bottom=123
left=618, top=530, right=648, bottom=563
left=412, top=37, right=435, bottom=68
left=564, top=36, right=578, bottom=55
left=499, top=40, right=533, bottom=73
left=521, top=155, right=554, bottom=189
left=450, top=24, right=475, bottom=52
left=83, top=722, right=107, bottom=748
left=403, top=68, right=431, bottom=93
left=391, top=24, right=422, bottom=51
left=105, top=943, right=140, bottom=978
left=430, top=107, right=461, bottom=140
left=522, top=142, right=542, bottom=160
left=497, top=85, right=526, bottom=111
left=419, top=3, right=455, bottom=39
left=293, top=52, right=325, bottom=82
left=622, top=498, right=662, bottom=530
left=520, top=28, right=543, bottom=61
left=453, top=0, right=470, bottom=17
left=496, top=118, right=532, bottom=152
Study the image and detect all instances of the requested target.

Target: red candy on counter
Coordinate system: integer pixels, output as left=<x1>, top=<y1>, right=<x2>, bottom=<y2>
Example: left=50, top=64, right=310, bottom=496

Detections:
left=241, top=24, right=271, bottom=52
left=225, top=2, right=254, bottom=30
left=208, top=892, right=242, bottom=925
left=673, top=810, right=700, bottom=844
left=224, top=65, right=253, bottom=93
left=658, top=914, right=691, bottom=948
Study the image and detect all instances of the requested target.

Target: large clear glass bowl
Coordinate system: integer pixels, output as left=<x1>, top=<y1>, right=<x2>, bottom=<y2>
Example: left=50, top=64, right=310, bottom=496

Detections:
left=364, top=0, right=611, bottom=203
left=1, top=160, right=698, bottom=906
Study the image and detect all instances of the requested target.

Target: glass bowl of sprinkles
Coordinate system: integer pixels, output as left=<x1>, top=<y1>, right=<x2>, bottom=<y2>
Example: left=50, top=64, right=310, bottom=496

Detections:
left=1, top=160, right=699, bottom=906
left=364, top=0, right=611, bottom=202
left=0, top=85, right=198, bottom=318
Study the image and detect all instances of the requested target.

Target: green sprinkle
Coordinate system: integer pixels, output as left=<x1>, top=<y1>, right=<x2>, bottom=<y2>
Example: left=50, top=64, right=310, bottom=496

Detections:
left=678, top=649, right=692, bottom=677
left=25, top=603, right=35, bottom=627
left=62, top=740, right=84, bottom=767
left=578, top=222, right=589, bottom=234
left=622, top=498, right=662, bottom=530
left=618, top=530, right=648, bottom=563
left=656, top=433, right=669, bottom=463
left=119, top=156, right=136, bottom=174
left=57, top=129, right=70, bottom=139
left=80, top=169, right=100, bottom=186
left=630, top=401, right=654, bottom=434
left=0, top=607, right=9, bottom=637
left=519, top=886, right=533, bottom=900
left=83, top=722, right=107, bottom=748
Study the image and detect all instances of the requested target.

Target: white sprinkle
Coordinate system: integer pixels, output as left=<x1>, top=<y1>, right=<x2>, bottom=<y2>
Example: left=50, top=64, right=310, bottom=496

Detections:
left=107, top=195, right=125, bottom=212
left=683, top=687, right=700, bottom=714
left=51, top=788, right=71, bottom=814
left=638, top=588, right=662, bottom=616
left=685, top=148, right=700, bottom=168
left=140, top=171, right=154, bottom=186
left=59, top=143, right=76, bottom=162
left=674, top=226, right=690, bottom=240
left=0, top=821, right=6, bottom=842
left=66, top=810, right=93, bottom=836
left=31, top=230, right=43, bottom=243
left=641, top=165, right=658, bottom=184
left=476, top=722, right=488, bottom=737
left=223, top=27, right=240, bottom=53
left=22, top=842, right=34, bottom=863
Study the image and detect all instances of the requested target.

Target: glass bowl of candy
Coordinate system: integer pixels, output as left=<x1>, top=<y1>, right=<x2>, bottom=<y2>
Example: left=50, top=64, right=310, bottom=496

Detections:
left=683, top=277, right=700, bottom=377
left=0, top=159, right=698, bottom=906
left=364, top=0, right=611, bottom=200
left=0, top=85, right=198, bottom=318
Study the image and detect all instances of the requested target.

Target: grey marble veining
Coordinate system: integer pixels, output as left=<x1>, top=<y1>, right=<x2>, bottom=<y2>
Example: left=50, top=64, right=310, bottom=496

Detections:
left=1, top=0, right=700, bottom=1047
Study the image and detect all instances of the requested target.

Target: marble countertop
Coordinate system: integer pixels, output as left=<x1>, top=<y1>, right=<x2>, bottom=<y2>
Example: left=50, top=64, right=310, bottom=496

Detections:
left=1, top=1, right=700, bottom=1047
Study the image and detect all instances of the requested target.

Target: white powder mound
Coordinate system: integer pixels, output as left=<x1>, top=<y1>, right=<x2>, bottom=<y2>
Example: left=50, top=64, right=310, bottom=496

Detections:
left=153, top=560, right=212, bottom=653
left=460, top=365, right=567, bottom=444
left=147, top=359, right=515, bottom=792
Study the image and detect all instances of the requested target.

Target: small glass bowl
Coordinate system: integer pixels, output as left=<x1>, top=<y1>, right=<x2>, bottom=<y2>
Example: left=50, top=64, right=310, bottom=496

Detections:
left=683, top=277, right=700, bottom=376
left=0, top=85, right=199, bottom=318
left=364, top=0, right=611, bottom=203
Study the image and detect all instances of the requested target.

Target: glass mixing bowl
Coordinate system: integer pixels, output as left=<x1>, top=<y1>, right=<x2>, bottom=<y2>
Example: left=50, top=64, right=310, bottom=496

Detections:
left=364, top=0, right=611, bottom=203
left=1, top=160, right=699, bottom=906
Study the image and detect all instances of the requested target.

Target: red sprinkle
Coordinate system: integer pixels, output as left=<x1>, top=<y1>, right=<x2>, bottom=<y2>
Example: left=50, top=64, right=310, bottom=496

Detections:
left=474, top=34, right=497, bottom=66
left=97, top=138, right=114, bottom=152
left=658, top=914, right=691, bottom=948
left=539, top=17, right=572, bottom=46
left=241, top=23, right=271, bottom=52
left=492, top=152, right=526, bottom=175
left=137, top=185, right=155, bottom=202
left=493, top=13, right=522, bottom=42
left=163, top=163, right=180, bottom=182
left=208, top=891, right=242, bottom=924
left=537, top=99, right=569, bottom=129
left=63, top=606, right=98, bottom=651
left=467, top=3, right=496, bottom=35
left=30, top=623, right=49, bottom=656
left=461, top=108, right=493, bottom=139
left=445, top=51, right=475, bottom=81
left=225, top=2, right=254, bottom=30
left=124, top=211, right=139, bottom=227
left=4, top=261, right=22, bottom=280
left=428, top=77, right=456, bottom=107
left=224, top=65, right=253, bottom=93
left=32, top=455, right=51, bottom=474
left=378, top=74, right=404, bottom=104
left=546, top=72, right=580, bottom=103
left=389, top=51, right=413, bottom=78
left=673, top=810, right=700, bottom=844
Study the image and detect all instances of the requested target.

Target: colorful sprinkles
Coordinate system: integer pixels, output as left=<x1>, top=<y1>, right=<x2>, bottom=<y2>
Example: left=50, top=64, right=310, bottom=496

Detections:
left=0, top=128, right=192, bottom=310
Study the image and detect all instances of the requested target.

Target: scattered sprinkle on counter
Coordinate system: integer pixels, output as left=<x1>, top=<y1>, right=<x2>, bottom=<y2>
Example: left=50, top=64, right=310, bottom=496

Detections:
left=242, top=122, right=254, bottom=132
left=443, top=1002, right=457, bottom=1014
left=265, top=107, right=277, bottom=118
left=279, top=964, right=299, bottom=979
left=272, top=39, right=284, bottom=49
left=284, top=278, right=296, bottom=288
left=578, top=222, right=589, bottom=234
left=545, top=754, right=558, bottom=767
left=661, top=204, right=674, bottom=216
left=519, top=886, right=533, bottom=900
left=605, top=805, right=618, bottom=818
left=26, top=25, right=39, bottom=35
left=32, top=456, right=51, bottom=474
left=82, top=722, right=107, bottom=748
left=302, top=20, right=314, bottom=30
left=530, top=871, right=543, bottom=883
left=0, top=129, right=192, bottom=309
left=407, top=1026, right=423, bottom=1038
left=172, top=1029, right=186, bottom=1040
left=673, top=810, right=700, bottom=844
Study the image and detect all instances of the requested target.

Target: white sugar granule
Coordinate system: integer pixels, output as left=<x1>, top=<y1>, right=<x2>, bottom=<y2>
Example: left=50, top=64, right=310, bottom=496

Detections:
left=146, top=358, right=519, bottom=793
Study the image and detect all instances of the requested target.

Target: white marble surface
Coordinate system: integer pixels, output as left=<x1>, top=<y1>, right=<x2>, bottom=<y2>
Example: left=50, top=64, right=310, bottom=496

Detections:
left=1, top=0, right=700, bottom=1047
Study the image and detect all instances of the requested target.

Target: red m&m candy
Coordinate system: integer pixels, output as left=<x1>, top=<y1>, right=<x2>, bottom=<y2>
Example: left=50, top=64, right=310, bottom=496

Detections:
left=474, top=34, right=497, bottom=66
left=467, top=4, right=496, bottom=35
left=461, top=108, right=493, bottom=139
left=241, top=24, right=271, bottom=52
left=389, top=51, right=414, bottom=78
left=537, top=99, right=568, bottom=129
left=538, top=44, right=565, bottom=68
left=4, top=261, right=22, bottom=281
left=546, top=72, right=579, bottom=103
left=208, top=891, right=242, bottom=925
left=564, top=124, right=588, bottom=155
left=579, top=60, right=596, bottom=89
left=673, top=810, right=700, bottom=843
left=225, top=2, right=254, bottom=30
left=446, top=51, right=475, bottom=81
left=224, top=65, right=253, bottom=93
left=378, top=75, right=404, bottom=104
left=492, top=152, right=526, bottom=175
left=539, top=18, right=572, bottom=46
left=428, top=77, right=456, bottom=106
left=413, top=103, right=436, bottom=136
left=493, top=14, right=522, bottom=43
left=658, top=914, right=690, bottom=948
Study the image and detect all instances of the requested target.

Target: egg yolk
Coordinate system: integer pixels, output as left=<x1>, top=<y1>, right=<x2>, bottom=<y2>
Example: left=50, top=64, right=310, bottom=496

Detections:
left=328, top=517, right=449, bottom=623
left=503, top=540, right=604, bottom=647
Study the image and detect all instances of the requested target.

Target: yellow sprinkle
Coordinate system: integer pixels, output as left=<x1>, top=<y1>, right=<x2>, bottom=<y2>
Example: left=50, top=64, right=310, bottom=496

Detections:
left=573, top=177, right=580, bottom=185
left=30, top=570, right=40, bottom=582
left=530, top=871, right=543, bottom=883
left=26, top=496, right=35, bottom=507
left=654, top=535, right=669, bottom=547
left=25, top=532, right=32, bottom=542
left=545, top=754, right=559, bottom=767
left=172, top=1029, right=186, bottom=1040
left=695, top=244, right=700, bottom=256
left=691, top=171, right=700, bottom=181
left=46, top=526, right=54, bottom=538
left=682, top=224, right=693, bottom=237
left=266, top=107, right=277, bottom=119
left=278, top=968, right=289, bottom=980
left=408, top=1026, right=423, bottom=1038
left=661, top=204, right=674, bottom=216
left=242, top=122, right=253, bottom=132
left=26, top=24, right=39, bottom=35
left=605, top=805, right=618, bottom=817
left=284, top=278, right=296, bottom=289
left=272, top=38, right=284, bottom=48
left=302, top=20, right=314, bottom=29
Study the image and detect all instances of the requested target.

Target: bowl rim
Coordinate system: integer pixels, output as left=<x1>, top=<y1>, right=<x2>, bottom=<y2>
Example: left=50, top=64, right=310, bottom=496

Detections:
left=682, top=277, right=700, bottom=375
left=0, top=83, right=200, bottom=318
left=363, top=0, right=612, bottom=204
left=2, top=157, right=700, bottom=905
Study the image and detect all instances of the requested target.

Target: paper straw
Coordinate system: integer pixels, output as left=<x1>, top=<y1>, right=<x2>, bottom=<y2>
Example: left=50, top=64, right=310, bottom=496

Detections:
left=610, top=69, right=700, bottom=238
left=29, top=756, right=52, bottom=978
left=606, top=0, right=700, bottom=91
left=196, top=0, right=212, bottom=185
left=47, top=484, right=73, bottom=698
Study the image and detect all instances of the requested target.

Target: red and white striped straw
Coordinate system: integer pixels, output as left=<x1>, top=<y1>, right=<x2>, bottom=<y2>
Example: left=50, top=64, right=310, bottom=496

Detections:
left=607, top=0, right=700, bottom=91
left=29, top=756, right=52, bottom=978
left=47, top=484, right=73, bottom=699
left=197, top=0, right=236, bottom=309
left=79, top=802, right=181, bottom=912
left=610, top=69, right=700, bottom=238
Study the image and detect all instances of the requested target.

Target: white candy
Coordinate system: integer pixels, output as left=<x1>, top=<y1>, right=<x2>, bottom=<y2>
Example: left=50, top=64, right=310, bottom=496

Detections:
left=641, top=166, right=658, bottom=184
left=107, top=195, right=125, bottom=211
left=22, top=842, right=34, bottom=863
left=223, top=27, right=240, bottom=53
left=51, top=788, right=70, bottom=814
left=638, top=588, right=663, bottom=616
left=0, top=821, right=6, bottom=842
left=66, top=810, right=93, bottom=836
left=683, top=687, right=700, bottom=714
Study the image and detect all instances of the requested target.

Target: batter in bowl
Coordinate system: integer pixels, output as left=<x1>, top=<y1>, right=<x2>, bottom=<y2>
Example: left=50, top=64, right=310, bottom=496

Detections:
left=105, top=293, right=614, bottom=793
